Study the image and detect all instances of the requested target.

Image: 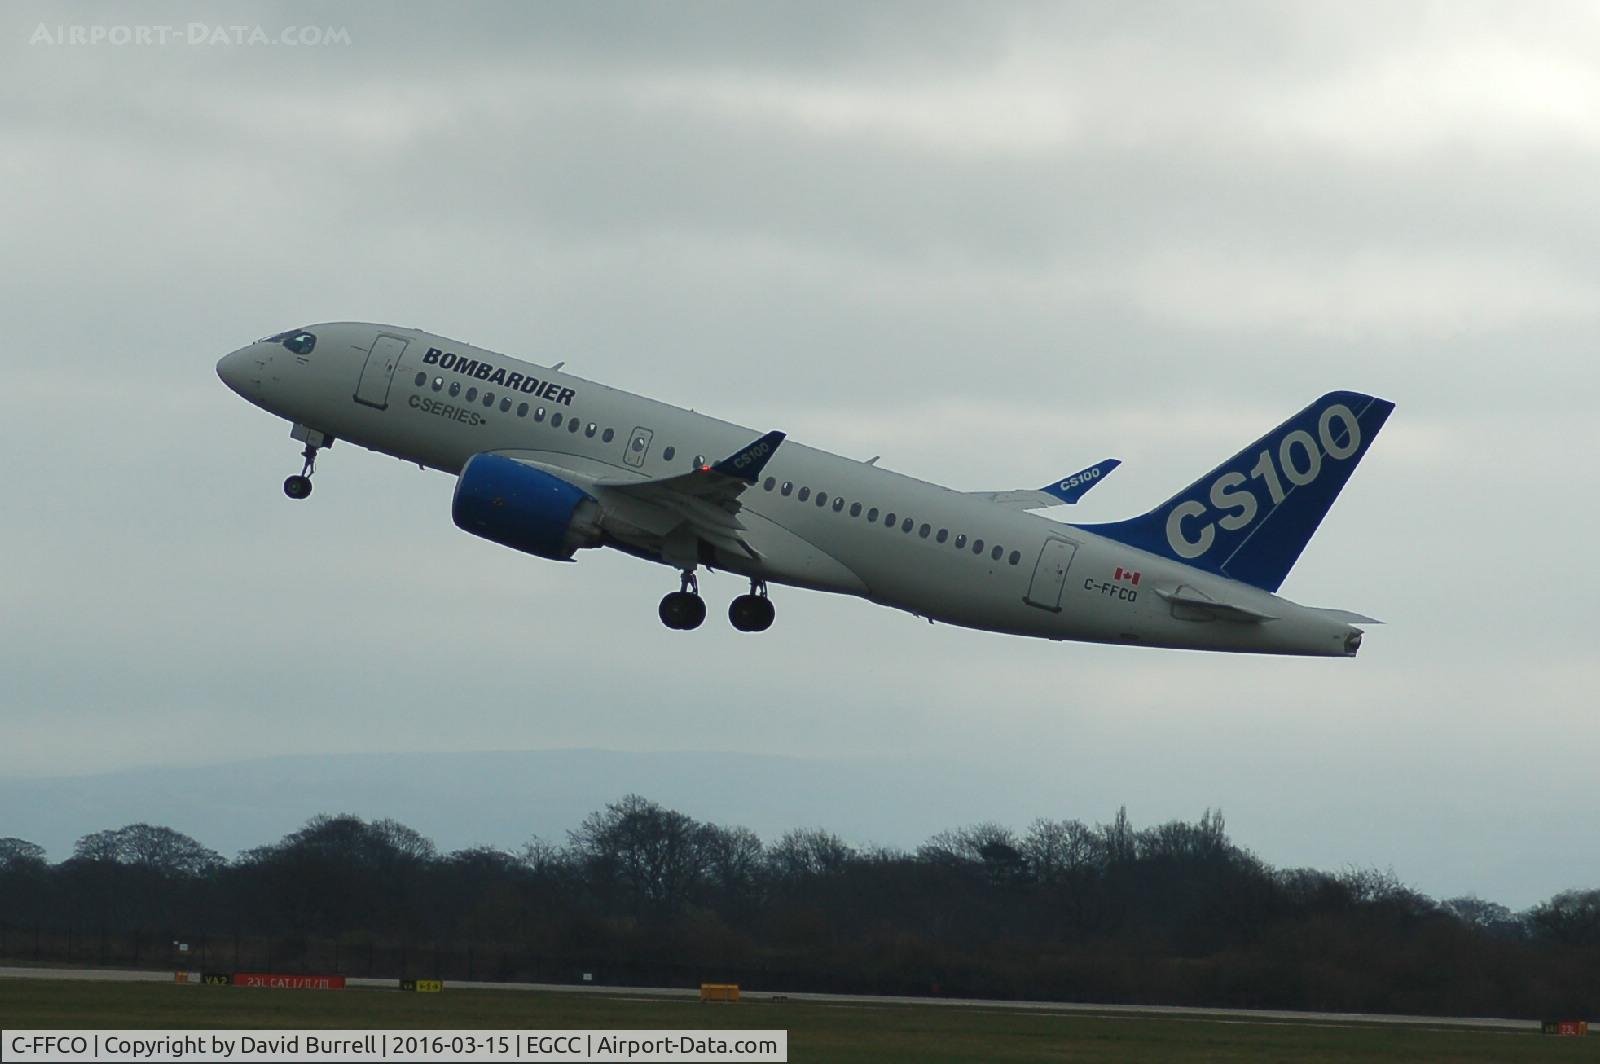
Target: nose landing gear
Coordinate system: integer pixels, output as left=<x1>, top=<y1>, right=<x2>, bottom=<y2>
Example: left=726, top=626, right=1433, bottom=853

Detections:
left=729, top=580, right=776, bottom=633
left=659, top=570, right=708, bottom=630
left=283, top=426, right=331, bottom=500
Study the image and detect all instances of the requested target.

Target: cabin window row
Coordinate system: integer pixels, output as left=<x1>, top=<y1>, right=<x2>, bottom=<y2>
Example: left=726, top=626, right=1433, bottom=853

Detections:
left=417, top=372, right=694, bottom=457
left=413, top=373, right=1012, bottom=563
left=759, top=476, right=1021, bottom=565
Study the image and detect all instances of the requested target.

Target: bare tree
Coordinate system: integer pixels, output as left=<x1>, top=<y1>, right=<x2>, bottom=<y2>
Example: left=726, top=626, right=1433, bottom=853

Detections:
left=71, top=824, right=222, bottom=876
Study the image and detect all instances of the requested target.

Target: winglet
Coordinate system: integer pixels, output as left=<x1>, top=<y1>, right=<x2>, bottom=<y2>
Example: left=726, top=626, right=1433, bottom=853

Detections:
left=710, top=430, right=786, bottom=483
left=1040, top=459, right=1121, bottom=504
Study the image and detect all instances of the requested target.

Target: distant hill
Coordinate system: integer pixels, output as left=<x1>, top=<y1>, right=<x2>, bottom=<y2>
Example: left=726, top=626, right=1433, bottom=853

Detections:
left=0, top=748, right=1027, bottom=861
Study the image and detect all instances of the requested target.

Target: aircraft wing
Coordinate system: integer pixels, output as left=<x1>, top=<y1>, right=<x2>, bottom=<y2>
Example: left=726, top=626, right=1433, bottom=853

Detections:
left=969, top=458, right=1121, bottom=509
left=486, top=432, right=785, bottom=561
left=596, top=430, right=785, bottom=503
left=592, top=430, right=786, bottom=560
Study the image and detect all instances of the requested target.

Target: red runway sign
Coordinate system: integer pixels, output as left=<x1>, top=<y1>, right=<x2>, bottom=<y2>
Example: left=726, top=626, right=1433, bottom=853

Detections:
left=232, top=973, right=346, bottom=990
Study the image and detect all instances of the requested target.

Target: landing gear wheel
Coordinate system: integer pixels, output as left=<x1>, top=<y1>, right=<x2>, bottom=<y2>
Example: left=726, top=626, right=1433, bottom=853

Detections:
left=659, top=591, right=707, bottom=631
left=729, top=594, right=775, bottom=632
left=283, top=430, right=327, bottom=500
left=729, top=580, right=775, bottom=632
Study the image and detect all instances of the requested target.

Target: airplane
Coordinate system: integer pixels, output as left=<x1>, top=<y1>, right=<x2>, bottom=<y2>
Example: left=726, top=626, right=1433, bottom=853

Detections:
left=217, top=323, right=1393, bottom=657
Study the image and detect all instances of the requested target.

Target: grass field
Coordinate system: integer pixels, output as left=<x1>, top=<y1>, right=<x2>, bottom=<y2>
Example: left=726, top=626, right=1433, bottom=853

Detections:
left=0, top=977, right=1588, bottom=1063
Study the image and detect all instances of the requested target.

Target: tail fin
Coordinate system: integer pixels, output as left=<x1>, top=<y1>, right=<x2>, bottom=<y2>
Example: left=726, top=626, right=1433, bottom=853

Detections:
left=1081, top=391, right=1393, bottom=592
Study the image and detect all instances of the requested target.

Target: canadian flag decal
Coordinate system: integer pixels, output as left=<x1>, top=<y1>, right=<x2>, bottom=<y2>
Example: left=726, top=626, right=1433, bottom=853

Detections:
left=1114, top=567, right=1141, bottom=586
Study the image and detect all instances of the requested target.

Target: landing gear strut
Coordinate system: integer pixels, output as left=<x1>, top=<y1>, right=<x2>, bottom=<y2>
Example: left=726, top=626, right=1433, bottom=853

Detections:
left=729, top=580, right=776, bottom=633
left=283, top=427, right=330, bottom=500
left=659, top=570, right=708, bottom=631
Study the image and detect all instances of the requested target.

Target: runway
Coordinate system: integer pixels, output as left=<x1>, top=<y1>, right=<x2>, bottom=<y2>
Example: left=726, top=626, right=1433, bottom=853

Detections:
left=0, top=965, right=1539, bottom=1032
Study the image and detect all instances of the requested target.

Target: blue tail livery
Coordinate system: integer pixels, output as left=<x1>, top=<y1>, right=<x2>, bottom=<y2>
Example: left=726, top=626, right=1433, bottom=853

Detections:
left=1081, top=391, right=1394, bottom=592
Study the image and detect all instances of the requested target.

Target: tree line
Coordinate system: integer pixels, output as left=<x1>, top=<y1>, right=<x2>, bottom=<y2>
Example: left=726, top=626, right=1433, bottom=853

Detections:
left=1, top=797, right=1595, bottom=1018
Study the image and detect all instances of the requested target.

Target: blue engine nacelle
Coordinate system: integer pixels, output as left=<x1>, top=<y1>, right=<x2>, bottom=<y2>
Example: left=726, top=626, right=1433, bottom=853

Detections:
left=452, top=453, right=601, bottom=561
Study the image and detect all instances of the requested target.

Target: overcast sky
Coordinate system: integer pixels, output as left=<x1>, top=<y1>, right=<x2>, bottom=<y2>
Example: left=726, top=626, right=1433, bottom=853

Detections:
left=3, top=2, right=1597, bottom=909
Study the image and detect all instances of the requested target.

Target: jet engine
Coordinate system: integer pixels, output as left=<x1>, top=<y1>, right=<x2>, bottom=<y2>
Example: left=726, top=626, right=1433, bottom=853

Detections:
left=452, top=453, right=601, bottom=561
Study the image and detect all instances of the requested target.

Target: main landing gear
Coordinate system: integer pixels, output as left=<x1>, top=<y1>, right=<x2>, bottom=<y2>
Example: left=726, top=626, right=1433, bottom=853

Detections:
left=283, top=428, right=329, bottom=500
left=658, top=573, right=777, bottom=632
left=729, top=580, right=775, bottom=633
left=659, top=571, right=709, bottom=631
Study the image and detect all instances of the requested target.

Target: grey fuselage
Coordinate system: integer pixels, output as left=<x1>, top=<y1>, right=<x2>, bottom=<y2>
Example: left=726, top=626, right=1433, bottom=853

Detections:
left=217, top=322, right=1365, bottom=657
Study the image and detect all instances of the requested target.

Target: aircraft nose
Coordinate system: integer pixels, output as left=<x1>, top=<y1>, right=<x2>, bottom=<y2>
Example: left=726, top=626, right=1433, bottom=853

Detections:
left=216, top=346, right=257, bottom=397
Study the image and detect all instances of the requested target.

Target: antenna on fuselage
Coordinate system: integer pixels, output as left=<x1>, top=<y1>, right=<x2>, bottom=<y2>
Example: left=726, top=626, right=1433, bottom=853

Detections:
left=864, top=455, right=880, bottom=465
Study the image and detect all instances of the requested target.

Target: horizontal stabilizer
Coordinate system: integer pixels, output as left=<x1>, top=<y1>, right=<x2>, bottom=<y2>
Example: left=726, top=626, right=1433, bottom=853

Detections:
left=1155, top=586, right=1276, bottom=623
left=1309, top=607, right=1382, bottom=625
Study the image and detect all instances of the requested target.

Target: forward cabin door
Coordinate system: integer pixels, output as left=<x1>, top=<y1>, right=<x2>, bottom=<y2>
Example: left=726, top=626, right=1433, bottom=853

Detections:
left=1025, top=537, right=1079, bottom=611
left=354, top=334, right=410, bottom=409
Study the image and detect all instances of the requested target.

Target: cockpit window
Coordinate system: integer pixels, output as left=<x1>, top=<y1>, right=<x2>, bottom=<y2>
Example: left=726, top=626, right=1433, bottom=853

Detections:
left=282, top=331, right=316, bottom=355
left=257, top=329, right=317, bottom=354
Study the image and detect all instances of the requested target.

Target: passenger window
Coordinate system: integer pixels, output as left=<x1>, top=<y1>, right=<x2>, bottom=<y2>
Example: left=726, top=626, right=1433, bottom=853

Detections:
left=885, top=512, right=897, bottom=527
left=663, top=446, right=676, bottom=461
left=694, top=455, right=706, bottom=467
left=781, top=482, right=794, bottom=496
left=798, top=487, right=811, bottom=502
left=901, top=518, right=913, bottom=533
left=919, top=523, right=931, bottom=538
left=1008, top=550, right=1021, bottom=565
left=449, top=382, right=461, bottom=397
left=973, top=539, right=985, bottom=554
left=568, top=418, right=581, bottom=433
left=816, top=492, right=828, bottom=507
left=414, top=372, right=426, bottom=387
left=850, top=503, right=862, bottom=517
left=551, top=412, right=563, bottom=427
left=432, top=377, right=443, bottom=391
left=603, top=428, right=615, bottom=443
left=501, top=398, right=512, bottom=412
left=517, top=402, right=529, bottom=417
left=867, top=507, right=879, bottom=522
left=763, top=477, right=776, bottom=491
left=955, top=534, right=967, bottom=549
left=483, top=392, right=495, bottom=408
left=992, top=545, right=1004, bottom=561
left=585, top=423, right=597, bottom=437
left=937, top=529, right=948, bottom=543
left=832, top=497, right=845, bottom=513
left=536, top=407, right=546, bottom=422
left=466, top=387, right=478, bottom=402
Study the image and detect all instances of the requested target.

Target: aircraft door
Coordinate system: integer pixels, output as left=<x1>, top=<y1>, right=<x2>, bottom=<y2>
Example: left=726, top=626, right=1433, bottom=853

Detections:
left=624, top=426, right=654, bottom=468
left=1024, top=537, right=1079, bottom=611
left=354, top=334, right=409, bottom=409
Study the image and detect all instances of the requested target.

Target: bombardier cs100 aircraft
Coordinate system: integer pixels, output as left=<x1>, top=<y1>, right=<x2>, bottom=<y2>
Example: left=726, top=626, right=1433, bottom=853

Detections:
left=217, top=324, right=1393, bottom=656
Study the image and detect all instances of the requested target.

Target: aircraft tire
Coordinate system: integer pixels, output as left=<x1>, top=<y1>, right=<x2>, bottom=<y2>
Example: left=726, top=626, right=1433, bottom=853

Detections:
left=659, top=591, right=706, bottom=630
left=283, top=475, right=312, bottom=500
left=729, top=594, right=775, bottom=632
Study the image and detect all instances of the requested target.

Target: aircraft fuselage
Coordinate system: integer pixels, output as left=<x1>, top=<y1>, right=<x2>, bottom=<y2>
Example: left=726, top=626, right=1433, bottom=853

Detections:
left=218, top=322, right=1381, bottom=657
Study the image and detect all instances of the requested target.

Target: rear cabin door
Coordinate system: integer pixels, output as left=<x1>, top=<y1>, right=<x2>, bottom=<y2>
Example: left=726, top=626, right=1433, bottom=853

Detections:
left=354, top=334, right=409, bottom=409
left=1025, top=537, right=1079, bottom=611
